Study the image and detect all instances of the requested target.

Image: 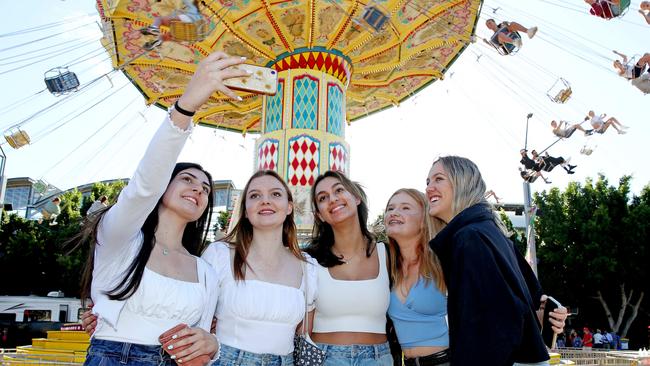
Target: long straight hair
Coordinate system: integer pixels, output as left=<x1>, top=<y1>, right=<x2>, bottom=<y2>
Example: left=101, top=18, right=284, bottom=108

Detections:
left=429, top=156, right=507, bottom=233
left=221, top=170, right=303, bottom=281
left=306, top=170, right=375, bottom=267
left=79, top=162, right=214, bottom=301
left=385, top=189, right=446, bottom=293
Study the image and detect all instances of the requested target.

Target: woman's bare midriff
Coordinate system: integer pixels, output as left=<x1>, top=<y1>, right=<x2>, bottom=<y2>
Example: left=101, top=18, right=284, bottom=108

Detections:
left=402, top=346, right=448, bottom=358
left=311, top=332, right=387, bottom=345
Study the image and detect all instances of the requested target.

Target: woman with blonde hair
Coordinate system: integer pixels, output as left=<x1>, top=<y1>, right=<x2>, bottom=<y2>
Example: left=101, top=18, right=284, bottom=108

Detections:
left=384, top=188, right=449, bottom=366
left=425, top=156, right=566, bottom=366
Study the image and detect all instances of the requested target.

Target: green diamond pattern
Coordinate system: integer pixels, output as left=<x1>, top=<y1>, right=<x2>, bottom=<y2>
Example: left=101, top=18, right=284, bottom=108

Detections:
left=327, top=84, right=344, bottom=137
left=264, top=80, right=283, bottom=133
left=292, top=76, right=318, bottom=130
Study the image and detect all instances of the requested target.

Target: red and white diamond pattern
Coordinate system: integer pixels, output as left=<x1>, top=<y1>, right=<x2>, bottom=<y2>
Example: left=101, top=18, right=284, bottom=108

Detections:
left=257, top=139, right=279, bottom=171
left=288, top=136, right=320, bottom=186
left=329, top=144, right=347, bottom=175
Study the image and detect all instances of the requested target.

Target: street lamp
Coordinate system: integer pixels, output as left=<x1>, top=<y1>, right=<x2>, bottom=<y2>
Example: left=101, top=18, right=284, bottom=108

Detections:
left=523, top=113, right=538, bottom=276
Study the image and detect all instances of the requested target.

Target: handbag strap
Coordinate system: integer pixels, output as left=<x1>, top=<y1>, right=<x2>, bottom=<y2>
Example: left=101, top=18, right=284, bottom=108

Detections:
left=300, top=259, right=309, bottom=336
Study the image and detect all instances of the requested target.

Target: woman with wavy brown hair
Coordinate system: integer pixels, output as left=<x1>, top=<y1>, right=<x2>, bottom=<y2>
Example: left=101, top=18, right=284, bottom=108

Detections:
left=201, top=169, right=317, bottom=365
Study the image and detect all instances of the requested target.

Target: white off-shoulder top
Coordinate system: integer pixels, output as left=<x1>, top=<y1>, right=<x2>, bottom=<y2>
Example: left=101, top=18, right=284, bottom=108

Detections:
left=201, top=242, right=317, bottom=355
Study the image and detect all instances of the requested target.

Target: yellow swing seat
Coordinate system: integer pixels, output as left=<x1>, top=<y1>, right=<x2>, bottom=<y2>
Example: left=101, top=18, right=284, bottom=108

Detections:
left=4, top=129, right=31, bottom=149
left=169, top=19, right=207, bottom=42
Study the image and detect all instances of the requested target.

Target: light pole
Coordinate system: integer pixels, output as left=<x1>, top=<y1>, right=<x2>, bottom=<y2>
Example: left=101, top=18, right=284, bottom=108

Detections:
left=523, top=113, right=538, bottom=276
left=0, top=145, right=7, bottom=218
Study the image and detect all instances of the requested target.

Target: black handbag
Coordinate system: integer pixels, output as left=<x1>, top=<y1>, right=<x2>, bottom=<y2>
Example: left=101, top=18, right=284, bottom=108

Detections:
left=293, top=261, right=325, bottom=366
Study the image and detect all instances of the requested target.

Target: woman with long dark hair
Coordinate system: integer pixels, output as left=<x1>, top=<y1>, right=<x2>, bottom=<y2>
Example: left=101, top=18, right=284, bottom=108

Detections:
left=305, top=170, right=393, bottom=366
left=79, top=51, right=249, bottom=366
left=201, top=170, right=316, bottom=365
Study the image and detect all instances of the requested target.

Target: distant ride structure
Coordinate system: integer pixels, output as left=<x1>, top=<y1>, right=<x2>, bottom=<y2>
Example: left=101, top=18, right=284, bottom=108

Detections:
left=96, top=0, right=482, bottom=229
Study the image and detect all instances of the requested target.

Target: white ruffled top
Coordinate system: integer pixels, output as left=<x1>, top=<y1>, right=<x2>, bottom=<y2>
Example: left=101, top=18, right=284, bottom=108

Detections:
left=201, top=242, right=318, bottom=355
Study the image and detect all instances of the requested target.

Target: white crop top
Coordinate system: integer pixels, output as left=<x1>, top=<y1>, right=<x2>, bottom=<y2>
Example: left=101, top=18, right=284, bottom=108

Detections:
left=94, top=258, right=213, bottom=345
left=312, top=243, right=390, bottom=334
left=201, top=242, right=317, bottom=355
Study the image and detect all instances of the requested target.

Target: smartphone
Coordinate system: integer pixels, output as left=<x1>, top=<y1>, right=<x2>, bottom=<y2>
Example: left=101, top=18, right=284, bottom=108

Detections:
left=223, top=64, right=278, bottom=96
left=541, top=296, right=562, bottom=349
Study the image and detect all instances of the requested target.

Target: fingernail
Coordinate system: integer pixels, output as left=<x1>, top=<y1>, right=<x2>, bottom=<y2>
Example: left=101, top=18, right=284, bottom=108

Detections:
left=172, top=334, right=178, bottom=340
left=170, top=355, right=176, bottom=360
left=236, top=96, right=242, bottom=101
left=240, top=57, right=246, bottom=60
left=167, top=345, right=174, bottom=350
left=178, top=359, right=183, bottom=363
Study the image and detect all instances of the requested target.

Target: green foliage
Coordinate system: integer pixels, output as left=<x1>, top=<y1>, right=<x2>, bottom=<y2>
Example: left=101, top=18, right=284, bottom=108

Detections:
left=370, top=213, right=388, bottom=244
left=215, top=210, right=231, bottom=232
left=498, top=209, right=526, bottom=255
left=0, top=213, right=84, bottom=296
left=533, top=175, right=648, bottom=339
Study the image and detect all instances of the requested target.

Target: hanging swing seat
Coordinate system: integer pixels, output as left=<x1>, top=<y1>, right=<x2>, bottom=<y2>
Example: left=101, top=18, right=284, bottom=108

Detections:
left=547, top=78, right=572, bottom=103
left=489, top=26, right=521, bottom=55
left=44, top=68, right=80, bottom=95
left=361, top=5, right=389, bottom=32
left=580, top=145, right=595, bottom=155
left=588, top=0, right=631, bottom=19
left=169, top=19, right=208, bottom=42
left=4, top=129, right=31, bottom=149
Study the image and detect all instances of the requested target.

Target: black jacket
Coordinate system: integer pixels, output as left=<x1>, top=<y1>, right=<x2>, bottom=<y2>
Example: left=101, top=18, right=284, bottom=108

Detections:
left=429, top=203, right=548, bottom=366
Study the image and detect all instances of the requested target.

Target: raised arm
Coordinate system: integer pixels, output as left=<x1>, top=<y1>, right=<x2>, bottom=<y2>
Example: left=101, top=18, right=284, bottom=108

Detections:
left=96, top=52, right=248, bottom=258
left=612, top=50, right=628, bottom=62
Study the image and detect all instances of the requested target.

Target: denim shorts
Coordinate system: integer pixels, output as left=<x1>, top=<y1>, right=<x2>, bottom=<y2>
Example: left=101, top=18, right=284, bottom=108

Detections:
left=84, top=338, right=173, bottom=366
left=214, top=344, right=293, bottom=366
left=316, top=342, right=393, bottom=366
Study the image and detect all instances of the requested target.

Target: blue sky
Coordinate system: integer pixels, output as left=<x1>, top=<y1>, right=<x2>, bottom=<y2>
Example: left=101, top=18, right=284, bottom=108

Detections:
left=1, top=0, right=648, bottom=219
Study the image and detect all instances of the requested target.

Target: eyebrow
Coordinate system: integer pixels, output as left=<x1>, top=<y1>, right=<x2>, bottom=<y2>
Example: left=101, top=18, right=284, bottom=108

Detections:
left=180, top=172, right=210, bottom=188
left=316, top=182, right=343, bottom=196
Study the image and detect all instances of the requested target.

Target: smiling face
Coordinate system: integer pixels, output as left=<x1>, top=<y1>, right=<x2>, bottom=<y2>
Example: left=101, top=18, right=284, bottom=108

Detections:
left=244, top=174, right=293, bottom=230
left=161, top=168, right=211, bottom=222
left=314, top=176, right=361, bottom=226
left=385, top=191, right=423, bottom=242
left=426, top=162, right=454, bottom=223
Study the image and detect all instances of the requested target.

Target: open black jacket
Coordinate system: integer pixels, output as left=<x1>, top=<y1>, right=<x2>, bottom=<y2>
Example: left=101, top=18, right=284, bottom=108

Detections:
left=429, top=203, right=548, bottom=366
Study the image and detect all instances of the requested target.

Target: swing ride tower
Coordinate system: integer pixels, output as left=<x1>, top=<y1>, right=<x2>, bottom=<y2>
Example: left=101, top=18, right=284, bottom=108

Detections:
left=96, top=0, right=483, bottom=231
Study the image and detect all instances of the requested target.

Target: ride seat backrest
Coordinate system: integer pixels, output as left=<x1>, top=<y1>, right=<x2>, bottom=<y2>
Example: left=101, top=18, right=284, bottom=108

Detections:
left=490, top=27, right=520, bottom=55
left=555, top=88, right=572, bottom=103
left=4, top=130, right=30, bottom=149
left=362, top=6, right=389, bottom=32
left=170, top=19, right=207, bottom=42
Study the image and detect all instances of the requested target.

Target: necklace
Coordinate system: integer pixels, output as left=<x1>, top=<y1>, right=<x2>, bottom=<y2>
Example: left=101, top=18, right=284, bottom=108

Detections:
left=157, top=243, right=186, bottom=256
left=334, top=247, right=363, bottom=264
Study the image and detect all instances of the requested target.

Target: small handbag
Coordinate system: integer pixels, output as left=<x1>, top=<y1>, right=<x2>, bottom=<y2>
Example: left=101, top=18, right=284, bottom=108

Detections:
left=293, top=261, right=326, bottom=366
left=159, top=323, right=212, bottom=366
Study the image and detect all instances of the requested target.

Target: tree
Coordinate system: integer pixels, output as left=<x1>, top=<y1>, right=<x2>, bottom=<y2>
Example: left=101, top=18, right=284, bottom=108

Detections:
left=534, top=175, right=648, bottom=338
left=80, top=180, right=127, bottom=216
left=215, top=210, right=231, bottom=233
left=370, top=213, right=388, bottom=244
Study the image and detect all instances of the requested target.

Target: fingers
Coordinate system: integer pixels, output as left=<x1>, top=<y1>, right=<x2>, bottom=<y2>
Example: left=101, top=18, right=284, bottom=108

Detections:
left=217, top=85, right=241, bottom=101
left=166, top=328, right=217, bottom=364
left=212, top=56, right=247, bottom=71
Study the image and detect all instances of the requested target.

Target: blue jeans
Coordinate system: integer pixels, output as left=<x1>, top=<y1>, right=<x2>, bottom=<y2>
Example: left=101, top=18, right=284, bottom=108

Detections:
left=214, top=344, right=293, bottom=366
left=84, top=338, right=173, bottom=366
left=316, top=342, right=393, bottom=366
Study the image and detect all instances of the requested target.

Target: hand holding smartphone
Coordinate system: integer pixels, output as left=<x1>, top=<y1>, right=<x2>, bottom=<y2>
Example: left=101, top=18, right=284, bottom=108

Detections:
left=541, top=296, right=562, bottom=349
left=223, top=64, right=278, bottom=96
